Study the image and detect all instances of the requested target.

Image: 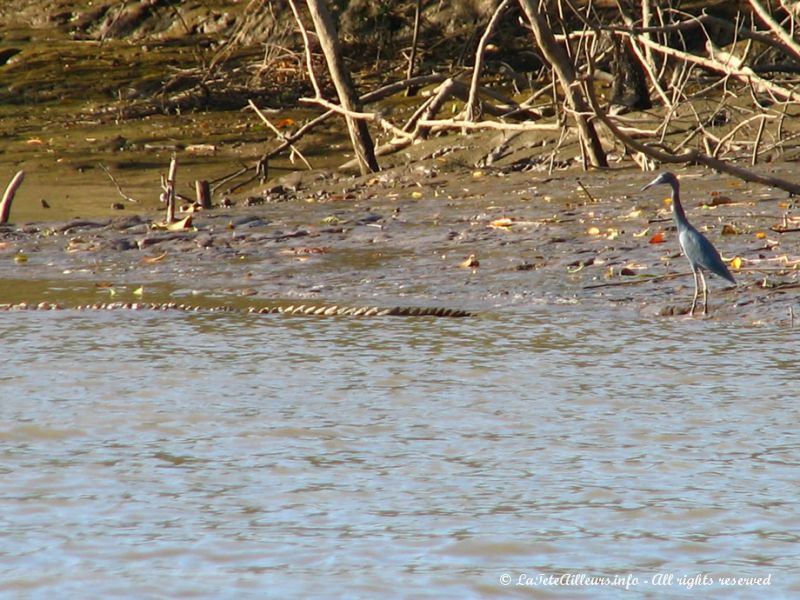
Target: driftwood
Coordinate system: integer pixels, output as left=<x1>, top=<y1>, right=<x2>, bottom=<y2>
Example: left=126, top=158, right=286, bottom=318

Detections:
left=0, top=170, right=24, bottom=224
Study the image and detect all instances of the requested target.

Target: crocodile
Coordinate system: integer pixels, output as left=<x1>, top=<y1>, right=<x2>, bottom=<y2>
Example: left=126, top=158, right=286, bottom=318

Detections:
left=0, top=301, right=475, bottom=318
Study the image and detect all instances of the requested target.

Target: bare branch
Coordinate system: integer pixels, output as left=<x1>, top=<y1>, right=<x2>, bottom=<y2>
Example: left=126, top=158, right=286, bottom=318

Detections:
left=749, top=0, right=800, bottom=62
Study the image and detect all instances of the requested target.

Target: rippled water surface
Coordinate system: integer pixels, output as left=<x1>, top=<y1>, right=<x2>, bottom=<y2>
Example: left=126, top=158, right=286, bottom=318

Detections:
left=1, top=309, right=798, bottom=599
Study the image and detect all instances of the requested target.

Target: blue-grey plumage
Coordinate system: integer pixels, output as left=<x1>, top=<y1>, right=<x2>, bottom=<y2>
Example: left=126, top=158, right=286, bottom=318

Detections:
left=641, top=172, right=736, bottom=315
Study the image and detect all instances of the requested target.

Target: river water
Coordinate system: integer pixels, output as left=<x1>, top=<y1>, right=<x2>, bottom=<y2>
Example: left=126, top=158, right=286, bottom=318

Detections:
left=0, top=308, right=797, bottom=599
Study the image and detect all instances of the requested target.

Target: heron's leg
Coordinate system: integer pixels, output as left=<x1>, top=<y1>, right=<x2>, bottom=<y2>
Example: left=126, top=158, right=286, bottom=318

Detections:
left=690, top=269, right=700, bottom=315
left=699, top=270, right=709, bottom=315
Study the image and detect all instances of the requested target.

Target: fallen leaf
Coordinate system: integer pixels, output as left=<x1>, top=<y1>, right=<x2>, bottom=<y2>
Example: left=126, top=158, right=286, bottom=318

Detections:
left=721, top=224, right=740, bottom=235
left=411, top=191, right=423, bottom=199
left=491, top=217, right=514, bottom=229
left=460, top=254, right=480, bottom=268
left=321, top=215, right=344, bottom=226
left=633, top=227, right=650, bottom=238
left=755, top=231, right=767, bottom=239
left=151, top=216, right=193, bottom=231
left=704, top=195, right=734, bottom=207
left=14, top=253, right=28, bottom=263
left=730, top=256, right=743, bottom=270
left=472, top=170, right=484, bottom=178
left=605, top=228, right=620, bottom=240
left=275, top=117, right=296, bottom=129
left=169, top=216, right=192, bottom=231
left=142, top=252, right=168, bottom=264
left=587, top=226, right=601, bottom=236
left=649, top=232, right=666, bottom=244
left=133, top=286, right=144, bottom=297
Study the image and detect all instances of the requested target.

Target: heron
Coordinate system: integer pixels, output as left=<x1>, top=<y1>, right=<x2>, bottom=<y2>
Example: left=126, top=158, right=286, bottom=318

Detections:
left=641, top=172, right=736, bottom=315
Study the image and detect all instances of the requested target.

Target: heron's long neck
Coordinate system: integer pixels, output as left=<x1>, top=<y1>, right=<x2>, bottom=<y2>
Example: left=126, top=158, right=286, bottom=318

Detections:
left=670, top=183, right=689, bottom=230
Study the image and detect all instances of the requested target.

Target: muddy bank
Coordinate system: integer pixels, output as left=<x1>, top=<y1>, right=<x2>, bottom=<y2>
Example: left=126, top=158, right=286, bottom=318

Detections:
left=1, top=161, right=797, bottom=325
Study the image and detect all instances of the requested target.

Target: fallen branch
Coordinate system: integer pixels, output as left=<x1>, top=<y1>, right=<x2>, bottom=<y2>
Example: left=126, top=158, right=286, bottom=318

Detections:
left=299, top=96, right=415, bottom=142
left=416, top=118, right=560, bottom=132
left=583, top=271, right=690, bottom=289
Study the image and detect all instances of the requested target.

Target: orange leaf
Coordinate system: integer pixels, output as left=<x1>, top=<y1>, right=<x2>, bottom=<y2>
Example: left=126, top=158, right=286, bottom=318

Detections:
left=755, top=231, right=766, bottom=239
left=730, top=256, right=743, bottom=270
left=275, top=118, right=296, bottom=128
left=491, top=217, right=514, bottom=229
left=142, top=252, right=168, bottom=264
left=648, top=232, right=666, bottom=244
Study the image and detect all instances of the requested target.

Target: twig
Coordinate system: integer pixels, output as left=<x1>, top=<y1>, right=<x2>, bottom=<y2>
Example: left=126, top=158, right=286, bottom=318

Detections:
left=0, top=170, right=24, bottom=224
left=583, top=271, right=691, bottom=289
left=713, top=113, right=776, bottom=158
left=576, top=179, right=596, bottom=203
left=287, top=0, right=322, bottom=97
left=98, top=163, right=139, bottom=203
left=752, top=114, right=768, bottom=166
left=247, top=99, right=312, bottom=170
left=405, top=0, right=422, bottom=96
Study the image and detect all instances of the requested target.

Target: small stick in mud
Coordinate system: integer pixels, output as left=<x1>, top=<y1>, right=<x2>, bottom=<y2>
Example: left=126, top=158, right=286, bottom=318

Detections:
left=161, top=155, right=178, bottom=224
left=195, top=180, right=211, bottom=210
left=576, top=179, right=597, bottom=203
left=0, top=170, right=25, bottom=224
left=99, top=163, right=139, bottom=203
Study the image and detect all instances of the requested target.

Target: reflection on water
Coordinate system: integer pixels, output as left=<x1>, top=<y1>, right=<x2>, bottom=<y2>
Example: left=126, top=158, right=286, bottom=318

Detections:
left=0, top=309, right=798, bottom=599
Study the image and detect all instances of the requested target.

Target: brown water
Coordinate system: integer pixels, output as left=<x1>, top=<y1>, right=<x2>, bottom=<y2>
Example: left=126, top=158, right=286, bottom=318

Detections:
left=0, top=308, right=796, bottom=599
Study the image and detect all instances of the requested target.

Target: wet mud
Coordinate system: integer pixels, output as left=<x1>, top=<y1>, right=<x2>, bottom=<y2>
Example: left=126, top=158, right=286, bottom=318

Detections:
left=1, top=161, right=798, bottom=325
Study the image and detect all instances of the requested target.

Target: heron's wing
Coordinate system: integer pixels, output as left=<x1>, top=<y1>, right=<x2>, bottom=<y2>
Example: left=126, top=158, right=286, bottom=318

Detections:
left=679, top=228, right=735, bottom=283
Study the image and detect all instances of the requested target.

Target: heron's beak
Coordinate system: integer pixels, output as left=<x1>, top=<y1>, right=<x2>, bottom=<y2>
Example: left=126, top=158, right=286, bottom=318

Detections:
left=640, top=179, right=657, bottom=192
